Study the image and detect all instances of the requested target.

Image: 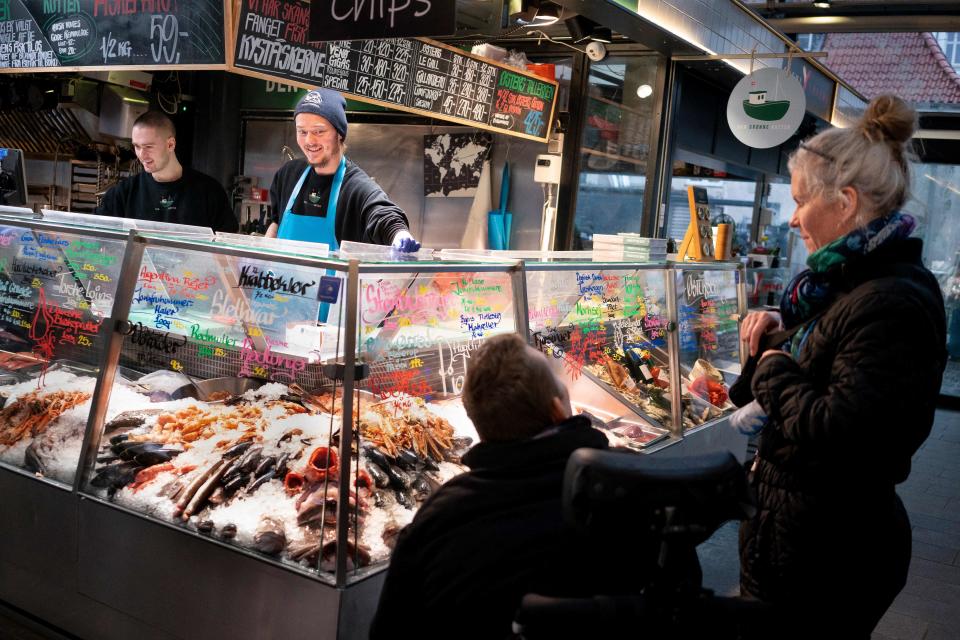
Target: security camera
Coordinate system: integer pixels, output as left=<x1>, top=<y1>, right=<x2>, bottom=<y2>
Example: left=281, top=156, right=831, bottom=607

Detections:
left=585, top=41, right=607, bottom=62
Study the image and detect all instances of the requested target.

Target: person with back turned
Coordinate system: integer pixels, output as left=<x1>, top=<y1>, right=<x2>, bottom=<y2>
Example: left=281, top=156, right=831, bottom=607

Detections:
left=96, top=111, right=237, bottom=232
left=370, top=333, right=663, bottom=639
left=266, top=88, right=420, bottom=252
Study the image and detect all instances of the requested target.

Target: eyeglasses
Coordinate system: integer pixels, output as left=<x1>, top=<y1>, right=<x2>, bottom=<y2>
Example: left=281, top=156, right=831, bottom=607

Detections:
left=799, top=141, right=835, bottom=162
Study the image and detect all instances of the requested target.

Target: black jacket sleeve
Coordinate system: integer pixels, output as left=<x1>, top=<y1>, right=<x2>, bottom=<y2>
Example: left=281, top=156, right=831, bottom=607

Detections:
left=213, top=182, right=238, bottom=233
left=368, top=524, right=425, bottom=638
left=340, top=169, right=409, bottom=245
left=269, top=160, right=306, bottom=226
left=752, top=286, right=943, bottom=457
left=269, top=169, right=284, bottom=225
left=95, top=181, right=127, bottom=217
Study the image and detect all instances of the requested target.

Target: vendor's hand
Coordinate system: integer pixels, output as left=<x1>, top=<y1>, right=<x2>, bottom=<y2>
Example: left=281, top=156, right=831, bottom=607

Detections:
left=741, top=311, right=781, bottom=357
left=391, top=230, right=421, bottom=253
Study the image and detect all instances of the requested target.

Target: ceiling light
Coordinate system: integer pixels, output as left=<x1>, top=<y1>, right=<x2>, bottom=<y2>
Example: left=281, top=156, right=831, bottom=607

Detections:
left=813, top=1, right=831, bottom=8
left=513, top=1, right=560, bottom=27
left=637, top=84, right=653, bottom=99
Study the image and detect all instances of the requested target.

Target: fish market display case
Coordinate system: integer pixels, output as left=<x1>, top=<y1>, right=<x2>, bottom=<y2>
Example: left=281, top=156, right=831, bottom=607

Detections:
left=0, top=214, right=154, bottom=639
left=65, top=233, right=526, bottom=640
left=0, top=215, right=128, bottom=484
left=443, top=250, right=748, bottom=457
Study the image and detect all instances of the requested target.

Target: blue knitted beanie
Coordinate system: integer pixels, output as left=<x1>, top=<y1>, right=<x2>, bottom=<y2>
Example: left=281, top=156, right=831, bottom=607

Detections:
left=294, top=88, right=348, bottom=140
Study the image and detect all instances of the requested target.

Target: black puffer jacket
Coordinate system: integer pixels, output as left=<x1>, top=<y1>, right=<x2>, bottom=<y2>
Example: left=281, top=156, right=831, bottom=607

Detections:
left=739, top=238, right=946, bottom=636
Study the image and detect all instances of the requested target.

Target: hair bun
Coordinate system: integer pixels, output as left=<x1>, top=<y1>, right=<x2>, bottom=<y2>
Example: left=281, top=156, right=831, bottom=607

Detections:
left=861, top=94, right=916, bottom=145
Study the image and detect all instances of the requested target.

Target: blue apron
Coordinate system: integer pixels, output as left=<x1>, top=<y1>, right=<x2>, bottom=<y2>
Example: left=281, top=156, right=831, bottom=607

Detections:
left=277, top=157, right=346, bottom=323
left=277, top=157, right=346, bottom=247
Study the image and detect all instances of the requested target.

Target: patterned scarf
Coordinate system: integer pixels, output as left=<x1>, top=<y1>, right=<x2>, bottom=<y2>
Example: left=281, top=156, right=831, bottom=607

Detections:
left=780, top=211, right=916, bottom=329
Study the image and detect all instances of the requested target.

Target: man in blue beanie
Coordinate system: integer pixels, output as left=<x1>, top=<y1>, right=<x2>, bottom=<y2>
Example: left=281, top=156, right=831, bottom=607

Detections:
left=266, top=88, right=419, bottom=252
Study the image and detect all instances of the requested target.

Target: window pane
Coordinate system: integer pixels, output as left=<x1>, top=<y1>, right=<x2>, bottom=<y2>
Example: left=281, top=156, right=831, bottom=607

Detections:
left=573, top=55, right=660, bottom=248
left=907, top=163, right=960, bottom=278
left=764, top=178, right=807, bottom=276
left=666, top=172, right=756, bottom=257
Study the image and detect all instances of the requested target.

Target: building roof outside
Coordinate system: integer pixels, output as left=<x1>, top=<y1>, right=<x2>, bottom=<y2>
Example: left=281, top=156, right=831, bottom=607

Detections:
left=821, top=31, right=960, bottom=105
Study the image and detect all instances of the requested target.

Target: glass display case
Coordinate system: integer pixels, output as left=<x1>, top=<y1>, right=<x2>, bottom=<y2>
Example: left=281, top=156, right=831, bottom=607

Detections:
left=73, top=234, right=526, bottom=587
left=0, top=214, right=128, bottom=486
left=673, top=263, right=744, bottom=431
left=1, top=217, right=740, bottom=608
left=443, top=250, right=747, bottom=442
left=524, top=257, right=675, bottom=447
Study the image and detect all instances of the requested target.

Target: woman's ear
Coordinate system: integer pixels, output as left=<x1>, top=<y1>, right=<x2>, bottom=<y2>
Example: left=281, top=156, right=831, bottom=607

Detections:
left=839, top=185, right=859, bottom=221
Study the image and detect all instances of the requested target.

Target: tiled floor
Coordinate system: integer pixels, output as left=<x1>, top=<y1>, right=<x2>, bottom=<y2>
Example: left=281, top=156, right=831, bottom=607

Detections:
left=696, top=406, right=960, bottom=640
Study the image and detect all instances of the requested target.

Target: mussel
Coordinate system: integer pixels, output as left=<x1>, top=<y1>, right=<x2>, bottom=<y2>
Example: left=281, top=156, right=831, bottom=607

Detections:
left=91, top=461, right=142, bottom=492
left=253, top=516, right=286, bottom=555
left=134, top=448, right=182, bottom=467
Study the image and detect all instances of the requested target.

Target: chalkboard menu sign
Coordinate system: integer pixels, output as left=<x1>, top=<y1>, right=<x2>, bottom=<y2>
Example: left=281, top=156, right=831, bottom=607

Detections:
left=0, top=0, right=226, bottom=71
left=309, top=0, right=456, bottom=43
left=232, top=0, right=557, bottom=142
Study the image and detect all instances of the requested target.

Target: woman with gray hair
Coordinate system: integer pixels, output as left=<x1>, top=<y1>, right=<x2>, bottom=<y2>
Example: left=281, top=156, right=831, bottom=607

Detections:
left=734, top=95, right=947, bottom=638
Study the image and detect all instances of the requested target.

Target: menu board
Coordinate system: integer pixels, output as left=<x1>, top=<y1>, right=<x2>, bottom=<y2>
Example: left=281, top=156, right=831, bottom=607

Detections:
left=0, top=0, right=226, bottom=70
left=232, top=0, right=557, bottom=142
left=309, top=0, right=456, bottom=42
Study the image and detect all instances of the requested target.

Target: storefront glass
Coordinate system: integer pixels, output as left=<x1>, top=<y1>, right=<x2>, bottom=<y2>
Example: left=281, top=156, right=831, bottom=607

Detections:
left=763, top=177, right=807, bottom=276
left=573, top=55, right=660, bottom=248
left=906, top=163, right=960, bottom=361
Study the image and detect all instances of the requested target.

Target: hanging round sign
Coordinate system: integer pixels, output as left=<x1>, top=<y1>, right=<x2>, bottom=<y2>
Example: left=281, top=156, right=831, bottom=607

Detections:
left=726, top=67, right=806, bottom=149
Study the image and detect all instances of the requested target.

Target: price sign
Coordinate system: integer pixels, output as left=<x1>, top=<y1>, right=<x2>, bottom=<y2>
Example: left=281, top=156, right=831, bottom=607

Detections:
left=232, top=0, right=558, bottom=142
left=0, top=0, right=226, bottom=71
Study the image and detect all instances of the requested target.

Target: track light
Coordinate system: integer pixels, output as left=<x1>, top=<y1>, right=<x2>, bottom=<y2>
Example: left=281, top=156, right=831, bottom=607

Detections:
left=512, top=1, right=561, bottom=27
left=564, top=15, right=612, bottom=44
left=813, top=1, right=831, bottom=8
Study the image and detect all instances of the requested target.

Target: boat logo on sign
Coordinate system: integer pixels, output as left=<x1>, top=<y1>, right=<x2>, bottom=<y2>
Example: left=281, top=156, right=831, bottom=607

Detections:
left=742, top=87, right=790, bottom=122
left=726, top=67, right=806, bottom=149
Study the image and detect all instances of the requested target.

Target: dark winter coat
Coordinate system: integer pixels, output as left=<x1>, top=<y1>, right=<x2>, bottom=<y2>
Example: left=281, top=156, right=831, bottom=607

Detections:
left=269, top=158, right=408, bottom=245
left=739, top=237, right=946, bottom=637
left=369, top=416, right=655, bottom=640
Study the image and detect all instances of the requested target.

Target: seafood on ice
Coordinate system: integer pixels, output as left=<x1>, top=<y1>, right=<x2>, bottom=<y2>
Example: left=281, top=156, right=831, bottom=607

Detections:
left=584, top=349, right=732, bottom=430
left=92, top=383, right=475, bottom=574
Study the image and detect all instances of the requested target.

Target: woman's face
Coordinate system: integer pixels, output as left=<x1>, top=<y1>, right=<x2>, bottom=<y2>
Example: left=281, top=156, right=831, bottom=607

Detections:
left=790, top=170, right=857, bottom=253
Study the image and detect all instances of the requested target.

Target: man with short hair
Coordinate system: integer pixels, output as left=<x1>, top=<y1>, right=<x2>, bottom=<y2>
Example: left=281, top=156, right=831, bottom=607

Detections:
left=370, top=333, right=638, bottom=639
left=266, top=88, right=419, bottom=252
left=96, top=111, right=237, bottom=232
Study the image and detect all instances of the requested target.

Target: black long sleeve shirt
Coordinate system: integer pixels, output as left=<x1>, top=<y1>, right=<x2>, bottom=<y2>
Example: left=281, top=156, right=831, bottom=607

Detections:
left=96, top=169, right=238, bottom=233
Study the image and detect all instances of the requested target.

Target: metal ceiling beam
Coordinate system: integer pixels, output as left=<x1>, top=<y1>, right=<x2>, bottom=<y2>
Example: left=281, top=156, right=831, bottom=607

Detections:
left=766, top=14, right=960, bottom=32
left=745, top=0, right=960, bottom=32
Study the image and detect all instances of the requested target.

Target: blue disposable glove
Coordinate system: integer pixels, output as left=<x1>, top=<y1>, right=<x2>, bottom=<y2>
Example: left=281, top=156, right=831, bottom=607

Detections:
left=729, top=399, right=768, bottom=436
left=391, top=230, right=421, bottom=254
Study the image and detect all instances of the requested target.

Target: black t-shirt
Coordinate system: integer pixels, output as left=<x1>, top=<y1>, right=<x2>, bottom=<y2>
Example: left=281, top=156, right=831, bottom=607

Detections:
left=96, top=168, right=238, bottom=233
left=269, top=159, right=408, bottom=245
